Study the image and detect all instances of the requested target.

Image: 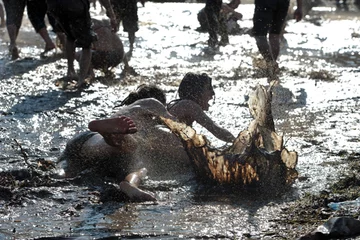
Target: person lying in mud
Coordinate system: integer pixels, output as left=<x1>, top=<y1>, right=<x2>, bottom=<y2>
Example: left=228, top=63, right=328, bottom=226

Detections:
left=75, top=18, right=135, bottom=80
left=60, top=74, right=236, bottom=201
left=59, top=85, right=191, bottom=202
left=167, top=72, right=235, bottom=143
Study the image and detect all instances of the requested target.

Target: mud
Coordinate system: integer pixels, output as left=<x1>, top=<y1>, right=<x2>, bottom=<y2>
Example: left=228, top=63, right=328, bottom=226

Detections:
left=0, top=1, right=360, bottom=239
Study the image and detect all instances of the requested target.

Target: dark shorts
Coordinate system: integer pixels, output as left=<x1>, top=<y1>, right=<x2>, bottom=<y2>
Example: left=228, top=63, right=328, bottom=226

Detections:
left=3, top=0, right=26, bottom=28
left=59, top=131, right=129, bottom=180
left=47, top=0, right=97, bottom=48
left=59, top=131, right=97, bottom=168
left=111, top=0, right=139, bottom=32
left=253, top=0, right=290, bottom=36
left=92, top=50, right=122, bottom=70
left=27, top=0, right=48, bottom=32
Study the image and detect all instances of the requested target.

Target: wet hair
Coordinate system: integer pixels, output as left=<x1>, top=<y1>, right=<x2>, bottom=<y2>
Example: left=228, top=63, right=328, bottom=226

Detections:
left=178, top=72, right=214, bottom=102
left=119, top=84, right=166, bottom=106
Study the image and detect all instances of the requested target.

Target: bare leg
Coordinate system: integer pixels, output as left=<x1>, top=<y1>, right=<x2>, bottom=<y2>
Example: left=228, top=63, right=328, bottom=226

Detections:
left=269, top=33, right=281, bottom=63
left=0, top=4, right=5, bottom=28
left=255, top=35, right=272, bottom=62
left=76, top=47, right=92, bottom=87
left=126, top=31, right=135, bottom=59
left=89, top=116, right=137, bottom=147
left=56, top=32, right=66, bottom=53
left=89, top=116, right=137, bottom=135
left=255, top=35, right=279, bottom=81
left=65, top=38, right=77, bottom=79
left=7, top=24, right=20, bottom=60
left=120, top=168, right=157, bottom=202
left=128, top=32, right=135, bottom=52
left=38, top=27, right=55, bottom=52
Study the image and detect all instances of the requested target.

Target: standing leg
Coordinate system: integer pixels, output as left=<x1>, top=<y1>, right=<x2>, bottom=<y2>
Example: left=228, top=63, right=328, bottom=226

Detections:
left=27, top=0, right=55, bottom=55
left=77, top=47, right=92, bottom=87
left=3, top=0, right=26, bottom=60
left=205, top=0, right=222, bottom=48
left=65, top=38, right=77, bottom=79
left=0, top=3, right=5, bottom=28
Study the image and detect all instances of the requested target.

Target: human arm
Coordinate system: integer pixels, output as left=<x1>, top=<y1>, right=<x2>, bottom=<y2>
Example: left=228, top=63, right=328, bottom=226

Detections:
left=294, top=0, right=303, bottom=22
left=185, top=101, right=235, bottom=143
left=98, top=0, right=118, bottom=32
left=222, top=3, right=242, bottom=20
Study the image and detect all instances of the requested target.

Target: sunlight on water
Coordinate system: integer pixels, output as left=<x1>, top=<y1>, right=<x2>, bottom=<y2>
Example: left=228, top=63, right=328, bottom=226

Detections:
left=1, top=1, right=360, bottom=239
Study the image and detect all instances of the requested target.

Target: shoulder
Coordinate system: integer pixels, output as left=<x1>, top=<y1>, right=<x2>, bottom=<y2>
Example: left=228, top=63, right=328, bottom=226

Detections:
left=168, top=99, right=202, bottom=116
left=134, top=98, right=165, bottom=107
left=132, top=98, right=168, bottom=115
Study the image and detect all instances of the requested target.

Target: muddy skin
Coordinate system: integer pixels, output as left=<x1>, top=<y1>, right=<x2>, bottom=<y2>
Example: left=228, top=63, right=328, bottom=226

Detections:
left=1, top=1, right=360, bottom=239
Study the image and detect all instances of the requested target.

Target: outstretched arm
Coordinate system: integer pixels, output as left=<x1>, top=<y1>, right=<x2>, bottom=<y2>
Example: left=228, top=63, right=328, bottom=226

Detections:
left=191, top=103, right=235, bottom=143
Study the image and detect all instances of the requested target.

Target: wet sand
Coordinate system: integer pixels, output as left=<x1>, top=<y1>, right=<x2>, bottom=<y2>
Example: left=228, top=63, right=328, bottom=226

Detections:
left=0, top=1, right=360, bottom=239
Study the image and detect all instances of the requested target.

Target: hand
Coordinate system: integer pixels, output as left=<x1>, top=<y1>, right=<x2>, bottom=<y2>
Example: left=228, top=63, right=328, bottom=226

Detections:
left=293, top=8, right=303, bottom=22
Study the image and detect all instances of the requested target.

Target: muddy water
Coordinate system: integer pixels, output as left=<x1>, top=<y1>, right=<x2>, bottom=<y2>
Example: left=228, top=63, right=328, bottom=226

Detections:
left=0, top=2, right=360, bottom=239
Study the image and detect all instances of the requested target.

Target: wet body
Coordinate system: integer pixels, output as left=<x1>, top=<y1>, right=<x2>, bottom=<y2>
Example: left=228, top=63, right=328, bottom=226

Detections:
left=60, top=85, right=191, bottom=201
left=76, top=18, right=133, bottom=79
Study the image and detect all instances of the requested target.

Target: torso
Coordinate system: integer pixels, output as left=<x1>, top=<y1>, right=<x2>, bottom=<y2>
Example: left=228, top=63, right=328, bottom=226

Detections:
left=112, top=99, right=193, bottom=180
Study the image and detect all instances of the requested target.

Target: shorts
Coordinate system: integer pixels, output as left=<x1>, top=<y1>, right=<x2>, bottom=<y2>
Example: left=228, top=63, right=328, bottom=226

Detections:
left=91, top=50, right=122, bottom=70
left=27, top=0, right=48, bottom=32
left=47, top=0, right=97, bottom=48
left=252, top=0, right=290, bottom=36
left=59, top=131, right=130, bottom=180
left=3, top=0, right=26, bottom=28
left=59, top=131, right=97, bottom=167
left=111, top=0, right=139, bottom=33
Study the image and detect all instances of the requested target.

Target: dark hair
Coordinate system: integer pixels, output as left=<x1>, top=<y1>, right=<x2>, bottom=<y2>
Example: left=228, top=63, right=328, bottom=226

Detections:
left=119, top=84, right=166, bottom=106
left=178, top=72, right=214, bottom=102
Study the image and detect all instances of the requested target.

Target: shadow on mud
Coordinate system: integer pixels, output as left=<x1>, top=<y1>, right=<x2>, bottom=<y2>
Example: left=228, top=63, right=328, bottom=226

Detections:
left=0, top=53, right=63, bottom=80
left=6, top=90, right=83, bottom=116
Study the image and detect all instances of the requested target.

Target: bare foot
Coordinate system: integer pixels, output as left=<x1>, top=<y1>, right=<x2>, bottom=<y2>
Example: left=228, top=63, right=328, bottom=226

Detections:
left=40, top=42, right=56, bottom=58
left=120, top=181, right=156, bottom=202
left=9, top=44, right=19, bottom=60
left=88, top=116, right=137, bottom=134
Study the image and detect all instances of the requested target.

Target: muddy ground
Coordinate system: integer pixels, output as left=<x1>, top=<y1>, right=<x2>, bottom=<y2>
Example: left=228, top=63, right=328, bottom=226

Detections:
left=0, top=1, right=360, bottom=239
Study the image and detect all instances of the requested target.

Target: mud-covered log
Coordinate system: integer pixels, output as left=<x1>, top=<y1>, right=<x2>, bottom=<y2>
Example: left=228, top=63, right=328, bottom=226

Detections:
left=162, top=84, right=298, bottom=188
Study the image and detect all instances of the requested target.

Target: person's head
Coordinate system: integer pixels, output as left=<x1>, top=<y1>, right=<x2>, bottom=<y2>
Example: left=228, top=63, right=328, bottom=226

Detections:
left=119, top=84, right=166, bottom=106
left=178, top=72, right=215, bottom=111
left=228, top=0, right=241, bottom=9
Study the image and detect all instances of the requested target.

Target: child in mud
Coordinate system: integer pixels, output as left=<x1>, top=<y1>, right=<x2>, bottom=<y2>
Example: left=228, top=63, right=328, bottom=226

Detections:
left=167, top=72, right=235, bottom=143
left=75, top=18, right=135, bottom=79
left=47, top=0, right=118, bottom=88
left=60, top=73, right=236, bottom=202
left=59, top=85, right=190, bottom=202
left=198, top=0, right=242, bottom=36
left=202, top=0, right=225, bottom=48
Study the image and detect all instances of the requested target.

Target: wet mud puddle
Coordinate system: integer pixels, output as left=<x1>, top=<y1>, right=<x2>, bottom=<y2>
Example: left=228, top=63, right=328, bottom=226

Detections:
left=0, top=2, right=360, bottom=239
